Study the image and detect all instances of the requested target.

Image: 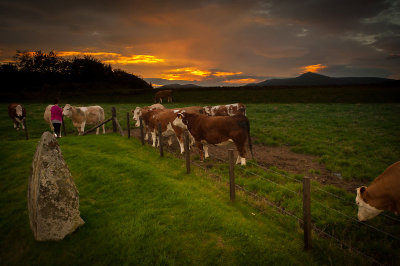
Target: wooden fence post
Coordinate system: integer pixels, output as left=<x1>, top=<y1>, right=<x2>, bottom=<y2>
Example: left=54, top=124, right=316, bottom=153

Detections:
left=62, top=116, right=66, bottom=136
left=303, top=176, right=312, bottom=250
left=228, top=149, right=235, bottom=201
left=185, top=130, right=190, bottom=174
left=139, top=117, right=145, bottom=145
left=126, top=112, right=130, bottom=139
left=158, top=123, right=163, bottom=157
left=112, top=107, right=117, bottom=133
left=23, top=119, right=29, bottom=140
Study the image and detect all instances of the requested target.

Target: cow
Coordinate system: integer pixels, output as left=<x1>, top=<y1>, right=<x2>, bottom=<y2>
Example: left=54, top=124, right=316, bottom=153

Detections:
left=356, top=161, right=400, bottom=221
left=63, top=104, right=105, bottom=135
left=173, top=112, right=253, bottom=165
left=142, top=107, right=203, bottom=152
left=131, top=103, right=165, bottom=140
left=155, top=90, right=173, bottom=103
left=8, top=103, right=26, bottom=130
left=44, top=105, right=54, bottom=132
left=203, top=103, right=246, bottom=116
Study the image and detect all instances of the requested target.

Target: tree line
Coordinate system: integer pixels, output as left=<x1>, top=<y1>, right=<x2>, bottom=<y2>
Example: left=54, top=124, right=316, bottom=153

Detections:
left=0, top=50, right=153, bottom=100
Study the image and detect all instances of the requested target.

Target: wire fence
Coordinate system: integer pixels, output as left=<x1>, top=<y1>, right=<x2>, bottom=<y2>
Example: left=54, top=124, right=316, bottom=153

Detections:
left=129, top=125, right=399, bottom=265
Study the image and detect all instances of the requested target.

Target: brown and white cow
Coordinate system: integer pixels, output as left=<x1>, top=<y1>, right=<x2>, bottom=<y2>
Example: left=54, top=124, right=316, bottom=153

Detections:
left=173, top=112, right=253, bottom=165
left=203, top=103, right=246, bottom=116
left=132, top=103, right=165, bottom=140
left=356, top=161, right=400, bottom=221
left=142, top=107, right=203, bottom=152
left=155, top=90, right=173, bottom=103
left=63, top=104, right=105, bottom=135
left=8, top=103, right=26, bottom=130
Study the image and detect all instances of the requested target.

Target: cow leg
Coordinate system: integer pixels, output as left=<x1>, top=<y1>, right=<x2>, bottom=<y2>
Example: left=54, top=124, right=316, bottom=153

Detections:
left=102, top=124, right=105, bottom=134
left=167, top=136, right=172, bottom=146
left=235, top=142, right=247, bottom=166
left=144, top=127, right=149, bottom=140
left=96, top=127, right=100, bottom=135
left=204, top=144, right=209, bottom=158
left=21, top=119, right=25, bottom=130
left=80, top=123, right=85, bottom=135
left=151, top=131, right=157, bottom=147
left=13, top=122, right=16, bottom=129
left=176, top=134, right=184, bottom=153
left=196, top=142, right=205, bottom=161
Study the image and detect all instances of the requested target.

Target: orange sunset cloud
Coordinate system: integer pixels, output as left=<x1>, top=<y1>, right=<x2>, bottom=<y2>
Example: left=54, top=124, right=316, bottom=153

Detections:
left=301, top=64, right=327, bottom=73
left=56, top=51, right=165, bottom=64
left=223, top=78, right=259, bottom=84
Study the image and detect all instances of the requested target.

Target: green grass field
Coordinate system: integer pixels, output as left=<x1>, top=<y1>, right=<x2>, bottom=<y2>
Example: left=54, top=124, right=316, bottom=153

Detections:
left=1, top=134, right=369, bottom=265
left=3, top=102, right=398, bottom=182
left=1, top=102, right=399, bottom=265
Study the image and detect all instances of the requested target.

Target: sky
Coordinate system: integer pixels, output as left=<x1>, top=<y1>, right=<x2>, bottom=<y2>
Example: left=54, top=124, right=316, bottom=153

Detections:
left=0, top=0, right=399, bottom=87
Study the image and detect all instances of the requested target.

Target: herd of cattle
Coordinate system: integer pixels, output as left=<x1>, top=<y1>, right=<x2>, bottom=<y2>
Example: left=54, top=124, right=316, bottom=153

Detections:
left=7, top=101, right=400, bottom=221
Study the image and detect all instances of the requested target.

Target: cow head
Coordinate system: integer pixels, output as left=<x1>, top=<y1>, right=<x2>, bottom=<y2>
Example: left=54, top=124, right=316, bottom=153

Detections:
left=132, top=107, right=142, bottom=127
left=203, top=106, right=212, bottom=116
left=15, top=105, right=23, bottom=117
left=173, top=112, right=187, bottom=129
left=63, top=104, right=73, bottom=118
left=356, top=186, right=383, bottom=221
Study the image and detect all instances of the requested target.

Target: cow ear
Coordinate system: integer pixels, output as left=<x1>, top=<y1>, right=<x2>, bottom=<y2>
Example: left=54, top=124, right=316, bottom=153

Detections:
left=360, top=186, right=366, bottom=195
left=177, top=113, right=182, bottom=119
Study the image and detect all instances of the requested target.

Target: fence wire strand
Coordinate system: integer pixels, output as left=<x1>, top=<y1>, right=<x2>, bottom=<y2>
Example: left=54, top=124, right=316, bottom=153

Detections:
left=132, top=129, right=397, bottom=264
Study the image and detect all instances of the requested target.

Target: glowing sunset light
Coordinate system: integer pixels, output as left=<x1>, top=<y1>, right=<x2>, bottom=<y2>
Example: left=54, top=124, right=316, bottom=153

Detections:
left=223, top=78, right=259, bottom=84
left=214, top=71, right=243, bottom=77
left=301, top=64, right=327, bottom=73
left=57, top=51, right=120, bottom=57
left=104, top=55, right=165, bottom=64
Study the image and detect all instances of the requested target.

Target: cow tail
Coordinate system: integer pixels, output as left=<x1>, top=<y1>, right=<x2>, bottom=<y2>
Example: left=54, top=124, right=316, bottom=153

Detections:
left=245, top=118, right=254, bottom=159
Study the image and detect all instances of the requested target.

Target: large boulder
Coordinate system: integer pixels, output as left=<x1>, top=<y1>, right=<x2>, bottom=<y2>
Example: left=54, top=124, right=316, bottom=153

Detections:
left=28, top=131, right=84, bottom=241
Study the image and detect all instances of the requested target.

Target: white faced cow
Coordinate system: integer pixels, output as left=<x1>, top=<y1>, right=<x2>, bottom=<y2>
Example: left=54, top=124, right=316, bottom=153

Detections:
left=8, top=103, right=26, bottom=130
left=63, top=104, right=105, bottom=135
left=132, top=103, right=165, bottom=140
left=203, top=103, right=246, bottom=116
left=356, top=161, right=400, bottom=221
left=141, top=106, right=203, bottom=153
left=173, top=112, right=253, bottom=165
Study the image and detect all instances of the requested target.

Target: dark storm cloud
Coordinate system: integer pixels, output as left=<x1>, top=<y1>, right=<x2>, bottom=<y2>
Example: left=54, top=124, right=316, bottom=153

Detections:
left=0, top=0, right=399, bottom=85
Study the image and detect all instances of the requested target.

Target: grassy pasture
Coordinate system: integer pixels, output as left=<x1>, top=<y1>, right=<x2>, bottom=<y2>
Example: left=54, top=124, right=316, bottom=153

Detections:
left=1, top=101, right=400, bottom=264
left=2, top=102, right=399, bottom=182
left=1, top=134, right=368, bottom=265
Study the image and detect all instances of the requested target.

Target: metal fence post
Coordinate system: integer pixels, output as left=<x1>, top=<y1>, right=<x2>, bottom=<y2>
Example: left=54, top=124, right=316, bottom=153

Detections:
left=303, top=176, right=312, bottom=250
left=228, top=149, right=235, bottom=201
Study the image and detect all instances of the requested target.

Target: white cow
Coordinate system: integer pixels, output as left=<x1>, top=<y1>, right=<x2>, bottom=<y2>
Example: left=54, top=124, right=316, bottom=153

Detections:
left=43, top=105, right=55, bottom=132
left=63, top=104, right=105, bottom=135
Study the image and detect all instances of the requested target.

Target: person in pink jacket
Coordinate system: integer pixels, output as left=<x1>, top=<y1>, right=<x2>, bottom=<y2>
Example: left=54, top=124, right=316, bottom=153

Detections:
left=50, top=99, right=63, bottom=138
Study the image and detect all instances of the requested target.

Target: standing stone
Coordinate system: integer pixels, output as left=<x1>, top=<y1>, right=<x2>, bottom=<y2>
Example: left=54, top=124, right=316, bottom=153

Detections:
left=28, top=131, right=84, bottom=241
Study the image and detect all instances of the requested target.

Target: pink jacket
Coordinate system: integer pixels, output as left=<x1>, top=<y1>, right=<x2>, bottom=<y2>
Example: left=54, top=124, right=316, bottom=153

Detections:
left=50, top=105, right=63, bottom=122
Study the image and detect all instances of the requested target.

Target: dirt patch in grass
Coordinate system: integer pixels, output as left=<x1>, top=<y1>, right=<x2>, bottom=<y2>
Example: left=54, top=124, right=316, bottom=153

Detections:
left=127, top=128, right=364, bottom=192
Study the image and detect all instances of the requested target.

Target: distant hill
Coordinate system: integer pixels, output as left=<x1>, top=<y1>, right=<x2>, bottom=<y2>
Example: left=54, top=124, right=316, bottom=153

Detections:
left=160, top=83, right=202, bottom=89
left=247, top=72, right=399, bottom=86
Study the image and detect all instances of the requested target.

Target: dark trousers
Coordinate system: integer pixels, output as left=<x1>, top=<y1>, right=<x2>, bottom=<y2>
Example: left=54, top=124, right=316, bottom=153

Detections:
left=53, top=123, right=61, bottom=137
